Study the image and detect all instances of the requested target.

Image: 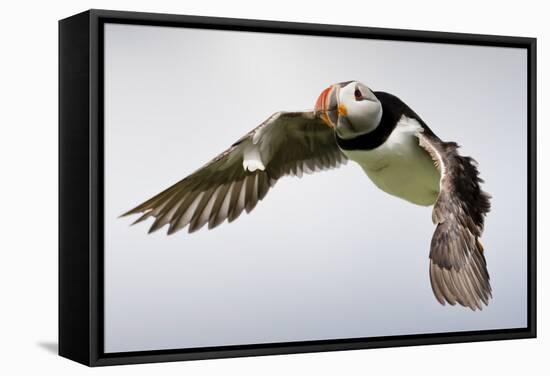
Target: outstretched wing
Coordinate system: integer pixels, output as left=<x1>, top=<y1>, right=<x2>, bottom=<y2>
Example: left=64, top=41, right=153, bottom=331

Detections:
left=122, top=111, right=347, bottom=234
left=418, top=130, right=492, bottom=310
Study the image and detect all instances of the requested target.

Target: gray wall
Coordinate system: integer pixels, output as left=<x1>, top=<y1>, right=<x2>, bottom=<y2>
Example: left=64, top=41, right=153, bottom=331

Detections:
left=103, top=23, right=527, bottom=353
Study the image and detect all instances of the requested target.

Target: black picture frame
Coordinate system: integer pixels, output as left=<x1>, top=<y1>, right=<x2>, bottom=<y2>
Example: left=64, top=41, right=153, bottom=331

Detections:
left=59, top=9, right=537, bottom=367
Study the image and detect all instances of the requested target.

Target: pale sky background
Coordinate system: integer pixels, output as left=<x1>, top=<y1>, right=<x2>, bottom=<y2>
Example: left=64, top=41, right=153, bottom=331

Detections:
left=103, top=23, right=528, bottom=353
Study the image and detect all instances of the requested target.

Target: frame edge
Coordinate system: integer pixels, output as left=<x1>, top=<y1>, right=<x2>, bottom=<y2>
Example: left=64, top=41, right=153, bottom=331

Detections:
left=527, top=37, right=537, bottom=339
left=58, top=10, right=93, bottom=367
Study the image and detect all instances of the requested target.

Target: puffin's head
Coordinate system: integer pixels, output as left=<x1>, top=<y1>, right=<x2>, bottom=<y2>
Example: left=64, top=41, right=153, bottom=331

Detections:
left=314, top=81, right=382, bottom=139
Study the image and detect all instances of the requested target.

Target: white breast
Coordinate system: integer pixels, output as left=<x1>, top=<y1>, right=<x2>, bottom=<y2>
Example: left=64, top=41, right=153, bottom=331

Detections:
left=343, top=116, right=440, bottom=206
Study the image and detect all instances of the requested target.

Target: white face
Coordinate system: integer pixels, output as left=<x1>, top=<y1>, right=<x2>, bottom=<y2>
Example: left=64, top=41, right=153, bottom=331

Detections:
left=335, top=82, right=383, bottom=139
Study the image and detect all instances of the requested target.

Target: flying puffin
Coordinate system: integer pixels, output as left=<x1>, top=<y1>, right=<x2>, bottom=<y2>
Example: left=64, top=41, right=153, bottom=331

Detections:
left=123, top=80, right=492, bottom=310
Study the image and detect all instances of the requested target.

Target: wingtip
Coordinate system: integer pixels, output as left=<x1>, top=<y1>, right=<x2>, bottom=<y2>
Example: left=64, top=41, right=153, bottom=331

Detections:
left=148, top=222, right=165, bottom=234
left=188, top=221, right=207, bottom=234
left=166, top=224, right=182, bottom=236
left=130, top=215, right=147, bottom=226
left=119, top=206, right=142, bottom=219
left=118, top=210, right=132, bottom=219
left=119, top=208, right=154, bottom=228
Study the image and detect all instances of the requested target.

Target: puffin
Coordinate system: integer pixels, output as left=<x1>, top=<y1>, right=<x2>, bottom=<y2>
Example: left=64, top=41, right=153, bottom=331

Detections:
left=123, top=80, right=492, bottom=310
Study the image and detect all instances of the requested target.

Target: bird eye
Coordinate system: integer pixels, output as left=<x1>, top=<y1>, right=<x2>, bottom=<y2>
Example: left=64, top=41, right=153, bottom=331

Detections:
left=354, top=88, right=362, bottom=100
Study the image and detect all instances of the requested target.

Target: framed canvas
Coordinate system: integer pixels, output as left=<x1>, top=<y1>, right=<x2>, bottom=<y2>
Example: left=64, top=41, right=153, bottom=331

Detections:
left=59, top=9, right=537, bottom=366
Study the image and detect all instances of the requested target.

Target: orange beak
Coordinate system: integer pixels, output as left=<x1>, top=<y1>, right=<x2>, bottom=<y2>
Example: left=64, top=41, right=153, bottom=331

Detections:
left=314, top=85, right=338, bottom=128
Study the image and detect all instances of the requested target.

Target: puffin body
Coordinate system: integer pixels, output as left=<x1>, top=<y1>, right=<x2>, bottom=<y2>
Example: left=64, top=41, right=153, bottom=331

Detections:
left=123, top=80, right=492, bottom=311
left=338, top=101, right=440, bottom=206
left=344, top=118, right=440, bottom=206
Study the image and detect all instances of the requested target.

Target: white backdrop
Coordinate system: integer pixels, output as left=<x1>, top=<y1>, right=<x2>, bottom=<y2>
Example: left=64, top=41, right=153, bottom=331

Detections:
left=0, top=0, right=547, bottom=374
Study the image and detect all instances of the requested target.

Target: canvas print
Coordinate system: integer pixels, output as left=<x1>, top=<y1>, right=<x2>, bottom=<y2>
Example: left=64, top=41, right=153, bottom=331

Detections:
left=104, top=23, right=527, bottom=353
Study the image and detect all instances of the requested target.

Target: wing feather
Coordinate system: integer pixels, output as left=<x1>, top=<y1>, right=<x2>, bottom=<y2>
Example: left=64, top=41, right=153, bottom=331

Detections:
left=418, top=130, right=491, bottom=310
left=167, top=191, right=204, bottom=235
left=229, top=179, right=247, bottom=223
left=208, top=183, right=232, bottom=229
left=188, top=186, right=218, bottom=233
left=244, top=174, right=258, bottom=213
left=123, top=111, right=347, bottom=234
